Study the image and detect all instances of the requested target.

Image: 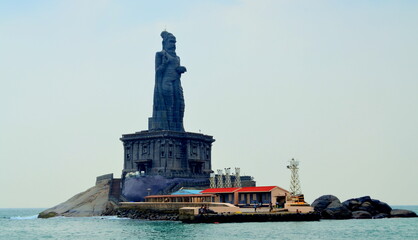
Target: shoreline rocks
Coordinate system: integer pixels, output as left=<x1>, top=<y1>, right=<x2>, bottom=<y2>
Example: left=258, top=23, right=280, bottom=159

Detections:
left=390, top=209, right=418, bottom=218
left=106, top=208, right=179, bottom=221
left=312, top=195, right=417, bottom=219
left=38, top=180, right=116, bottom=218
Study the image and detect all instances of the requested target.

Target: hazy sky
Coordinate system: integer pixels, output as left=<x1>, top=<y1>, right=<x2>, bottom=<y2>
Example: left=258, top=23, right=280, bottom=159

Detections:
left=1, top=0, right=417, bottom=208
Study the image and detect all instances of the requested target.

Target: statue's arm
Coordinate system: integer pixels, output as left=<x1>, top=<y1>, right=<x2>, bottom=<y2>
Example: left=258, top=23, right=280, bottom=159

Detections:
left=155, top=51, right=167, bottom=74
left=176, top=57, right=187, bottom=74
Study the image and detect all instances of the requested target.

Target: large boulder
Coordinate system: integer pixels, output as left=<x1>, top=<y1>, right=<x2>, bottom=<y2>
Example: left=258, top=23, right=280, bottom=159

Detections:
left=390, top=209, right=418, bottom=218
left=343, top=196, right=391, bottom=217
left=311, top=195, right=341, bottom=212
left=352, top=210, right=372, bottom=219
left=321, top=205, right=352, bottom=219
left=357, top=196, right=372, bottom=204
left=371, top=199, right=392, bottom=214
left=38, top=180, right=115, bottom=218
left=343, top=196, right=371, bottom=208
left=312, top=195, right=352, bottom=219
left=342, top=198, right=361, bottom=211
left=358, top=201, right=378, bottom=215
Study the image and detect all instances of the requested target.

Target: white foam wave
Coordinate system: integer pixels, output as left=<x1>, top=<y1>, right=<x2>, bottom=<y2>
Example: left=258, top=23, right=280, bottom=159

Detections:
left=10, top=215, right=39, bottom=220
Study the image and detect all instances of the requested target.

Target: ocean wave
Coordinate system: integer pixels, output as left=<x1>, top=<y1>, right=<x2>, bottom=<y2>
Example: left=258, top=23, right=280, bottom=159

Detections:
left=10, top=215, right=39, bottom=220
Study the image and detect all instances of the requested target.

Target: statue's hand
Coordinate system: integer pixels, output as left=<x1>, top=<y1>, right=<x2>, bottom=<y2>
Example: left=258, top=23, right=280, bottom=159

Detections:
left=176, top=66, right=187, bottom=74
left=161, top=52, right=169, bottom=66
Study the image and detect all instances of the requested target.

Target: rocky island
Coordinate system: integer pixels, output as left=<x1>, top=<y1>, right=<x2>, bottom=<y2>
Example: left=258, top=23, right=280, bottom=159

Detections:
left=38, top=31, right=417, bottom=222
left=39, top=178, right=417, bottom=221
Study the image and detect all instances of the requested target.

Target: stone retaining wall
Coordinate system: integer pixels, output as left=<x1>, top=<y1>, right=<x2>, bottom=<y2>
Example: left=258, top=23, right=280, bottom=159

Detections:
left=119, top=202, right=236, bottom=211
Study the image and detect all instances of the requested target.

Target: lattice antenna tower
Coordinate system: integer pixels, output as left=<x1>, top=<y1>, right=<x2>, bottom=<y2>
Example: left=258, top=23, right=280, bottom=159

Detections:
left=287, top=158, right=302, bottom=195
left=209, top=173, right=216, bottom=188
left=224, top=168, right=232, bottom=187
left=216, top=169, right=224, bottom=188
left=234, top=167, right=241, bottom=187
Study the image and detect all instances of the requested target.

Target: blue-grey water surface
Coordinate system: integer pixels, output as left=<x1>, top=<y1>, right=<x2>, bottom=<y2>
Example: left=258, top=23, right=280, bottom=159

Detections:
left=1, top=206, right=417, bottom=240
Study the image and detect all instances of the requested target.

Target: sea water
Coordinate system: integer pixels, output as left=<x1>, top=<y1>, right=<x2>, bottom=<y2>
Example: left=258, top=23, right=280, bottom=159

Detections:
left=1, top=206, right=417, bottom=240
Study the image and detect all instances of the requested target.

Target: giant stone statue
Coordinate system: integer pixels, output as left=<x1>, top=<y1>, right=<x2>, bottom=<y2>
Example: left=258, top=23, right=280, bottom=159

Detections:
left=119, top=31, right=255, bottom=202
left=149, top=31, right=187, bottom=132
left=120, top=31, right=215, bottom=201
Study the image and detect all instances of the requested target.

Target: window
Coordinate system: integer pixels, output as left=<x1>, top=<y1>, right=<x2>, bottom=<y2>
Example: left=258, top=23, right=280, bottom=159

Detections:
left=169, top=144, right=173, bottom=158
left=126, top=146, right=130, bottom=160
left=191, top=145, right=197, bottom=156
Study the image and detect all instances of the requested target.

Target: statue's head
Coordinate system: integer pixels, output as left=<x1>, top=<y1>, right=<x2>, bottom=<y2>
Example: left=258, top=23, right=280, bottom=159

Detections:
left=161, top=31, right=176, bottom=52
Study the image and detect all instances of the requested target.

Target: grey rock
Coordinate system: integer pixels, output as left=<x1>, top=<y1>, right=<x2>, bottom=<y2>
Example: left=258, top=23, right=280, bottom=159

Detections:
left=38, top=180, right=115, bottom=218
left=357, top=196, right=372, bottom=204
left=327, top=200, right=343, bottom=209
left=342, top=199, right=361, bottom=211
left=312, top=195, right=352, bottom=219
left=358, top=201, right=378, bottom=215
left=316, top=196, right=415, bottom=220
left=321, top=205, right=353, bottom=219
left=371, top=199, right=392, bottom=214
left=373, top=213, right=389, bottom=219
left=343, top=196, right=391, bottom=215
left=390, top=209, right=418, bottom=218
left=352, top=210, right=372, bottom=219
left=311, top=195, right=340, bottom=212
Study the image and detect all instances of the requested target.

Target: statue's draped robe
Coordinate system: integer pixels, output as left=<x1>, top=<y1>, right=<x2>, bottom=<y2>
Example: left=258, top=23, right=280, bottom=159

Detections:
left=149, top=50, right=185, bottom=132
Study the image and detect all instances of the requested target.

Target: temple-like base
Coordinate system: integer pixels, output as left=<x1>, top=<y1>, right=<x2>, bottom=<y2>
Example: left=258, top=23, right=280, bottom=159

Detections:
left=120, top=130, right=215, bottom=178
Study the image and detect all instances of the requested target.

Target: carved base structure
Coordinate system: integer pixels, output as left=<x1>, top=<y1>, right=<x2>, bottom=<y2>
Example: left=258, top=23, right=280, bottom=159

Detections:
left=120, top=130, right=215, bottom=178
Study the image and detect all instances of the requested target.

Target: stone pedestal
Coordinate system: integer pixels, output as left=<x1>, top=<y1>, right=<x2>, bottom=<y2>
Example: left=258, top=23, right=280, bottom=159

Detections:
left=120, top=130, right=215, bottom=178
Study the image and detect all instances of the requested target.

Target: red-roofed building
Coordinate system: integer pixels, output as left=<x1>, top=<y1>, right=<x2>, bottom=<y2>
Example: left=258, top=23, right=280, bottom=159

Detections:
left=144, top=193, right=214, bottom=203
left=201, top=186, right=289, bottom=206
left=237, top=186, right=277, bottom=192
left=200, top=188, right=240, bottom=193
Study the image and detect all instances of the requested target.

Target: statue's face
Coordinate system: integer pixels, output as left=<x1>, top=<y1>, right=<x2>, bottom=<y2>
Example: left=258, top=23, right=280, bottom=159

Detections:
left=165, top=37, right=176, bottom=52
